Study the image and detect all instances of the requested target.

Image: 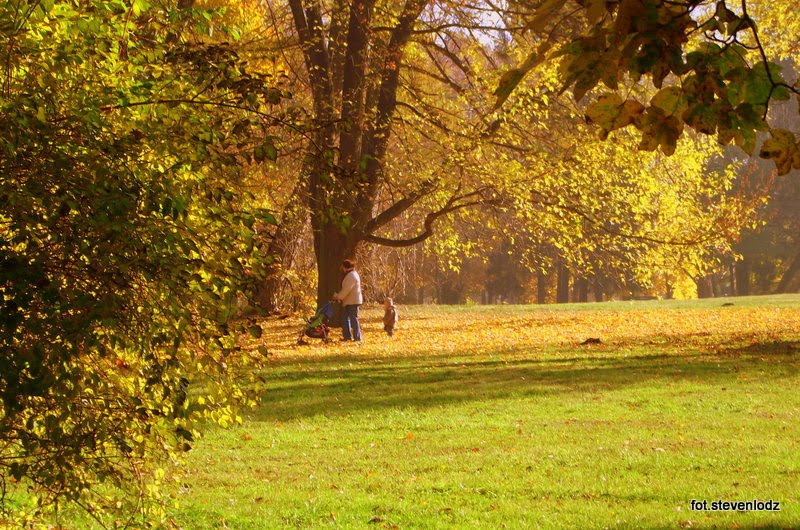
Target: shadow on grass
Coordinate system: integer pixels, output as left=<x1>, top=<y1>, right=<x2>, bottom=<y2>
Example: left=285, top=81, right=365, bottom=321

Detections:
left=720, top=340, right=800, bottom=357
left=252, top=341, right=800, bottom=422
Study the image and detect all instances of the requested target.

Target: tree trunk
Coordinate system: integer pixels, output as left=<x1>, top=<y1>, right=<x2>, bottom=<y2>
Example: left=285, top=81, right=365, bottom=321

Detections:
left=663, top=281, right=674, bottom=300
left=574, top=277, right=589, bottom=303
left=696, top=275, right=713, bottom=298
left=314, top=223, right=357, bottom=307
left=290, top=0, right=477, bottom=307
left=710, top=273, right=721, bottom=298
left=776, top=250, right=800, bottom=293
left=734, top=258, right=751, bottom=296
left=556, top=264, right=570, bottom=304
left=537, top=270, right=547, bottom=304
left=593, top=275, right=604, bottom=302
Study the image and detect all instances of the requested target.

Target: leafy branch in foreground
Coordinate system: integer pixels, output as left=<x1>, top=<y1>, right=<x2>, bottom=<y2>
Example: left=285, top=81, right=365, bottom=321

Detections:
left=496, top=0, right=800, bottom=174
left=0, top=0, right=286, bottom=525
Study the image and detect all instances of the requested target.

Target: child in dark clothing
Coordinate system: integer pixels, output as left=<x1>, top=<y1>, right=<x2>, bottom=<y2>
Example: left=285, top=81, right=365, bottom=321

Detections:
left=383, top=298, right=398, bottom=337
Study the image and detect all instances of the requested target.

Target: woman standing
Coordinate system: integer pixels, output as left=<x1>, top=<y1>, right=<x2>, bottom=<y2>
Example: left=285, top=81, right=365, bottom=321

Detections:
left=333, top=259, right=363, bottom=341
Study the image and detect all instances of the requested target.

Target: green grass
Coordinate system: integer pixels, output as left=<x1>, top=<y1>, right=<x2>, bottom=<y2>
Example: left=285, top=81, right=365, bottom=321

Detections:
left=46, top=295, right=800, bottom=528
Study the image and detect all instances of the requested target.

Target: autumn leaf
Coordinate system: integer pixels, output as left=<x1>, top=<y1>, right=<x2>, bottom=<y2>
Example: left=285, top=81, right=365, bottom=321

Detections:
left=526, top=0, right=563, bottom=32
left=249, top=325, right=263, bottom=338
left=682, top=103, right=718, bottom=135
left=585, top=0, right=608, bottom=25
left=494, top=68, right=530, bottom=109
left=759, top=129, right=800, bottom=175
left=650, top=86, right=688, bottom=117
left=585, top=94, right=645, bottom=138
left=636, top=107, right=683, bottom=155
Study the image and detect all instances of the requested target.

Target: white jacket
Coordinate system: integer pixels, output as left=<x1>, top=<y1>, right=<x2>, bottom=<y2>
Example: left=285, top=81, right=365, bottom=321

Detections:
left=336, top=270, right=363, bottom=306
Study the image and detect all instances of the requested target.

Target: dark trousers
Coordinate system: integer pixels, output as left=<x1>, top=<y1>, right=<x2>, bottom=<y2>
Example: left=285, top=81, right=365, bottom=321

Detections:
left=342, top=304, right=362, bottom=341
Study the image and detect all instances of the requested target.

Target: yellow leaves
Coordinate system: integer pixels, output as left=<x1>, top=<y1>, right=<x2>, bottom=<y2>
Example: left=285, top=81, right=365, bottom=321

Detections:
left=584, top=93, right=645, bottom=139
left=493, top=46, right=550, bottom=110
left=650, top=86, right=688, bottom=117
left=758, top=129, right=800, bottom=175
left=526, top=0, right=564, bottom=33
left=268, top=300, right=800, bottom=364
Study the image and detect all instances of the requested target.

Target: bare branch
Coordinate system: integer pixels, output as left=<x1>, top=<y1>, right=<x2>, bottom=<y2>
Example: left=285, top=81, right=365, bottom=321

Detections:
left=363, top=188, right=497, bottom=247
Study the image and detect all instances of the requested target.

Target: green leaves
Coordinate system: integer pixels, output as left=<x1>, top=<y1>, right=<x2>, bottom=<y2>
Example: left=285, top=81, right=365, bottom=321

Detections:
left=725, top=62, right=787, bottom=106
left=0, top=0, right=284, bottom=523
left=253, top=138, right=278, bottom=162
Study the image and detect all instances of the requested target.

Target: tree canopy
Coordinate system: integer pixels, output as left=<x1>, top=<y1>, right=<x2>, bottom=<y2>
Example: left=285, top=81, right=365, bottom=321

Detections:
left=250, top=0, right=788, bottom=308
left=496, top=0, right=800, bottom=174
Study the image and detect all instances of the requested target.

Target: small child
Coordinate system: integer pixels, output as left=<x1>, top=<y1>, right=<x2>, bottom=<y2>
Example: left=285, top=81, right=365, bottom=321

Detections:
left=383, top=297, right=398, bottom=337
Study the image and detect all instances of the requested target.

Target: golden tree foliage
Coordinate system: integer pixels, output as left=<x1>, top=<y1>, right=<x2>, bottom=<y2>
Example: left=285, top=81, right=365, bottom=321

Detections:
left=496, top=0, right=800, bottom=175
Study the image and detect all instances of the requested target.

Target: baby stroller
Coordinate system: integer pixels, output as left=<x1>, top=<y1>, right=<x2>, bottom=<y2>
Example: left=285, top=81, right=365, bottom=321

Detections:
left=297, top=301, right=335, bottom=345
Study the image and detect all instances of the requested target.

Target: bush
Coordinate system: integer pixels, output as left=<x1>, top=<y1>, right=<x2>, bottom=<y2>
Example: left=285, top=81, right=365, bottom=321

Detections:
left=0, top=1, right=281, bottom=524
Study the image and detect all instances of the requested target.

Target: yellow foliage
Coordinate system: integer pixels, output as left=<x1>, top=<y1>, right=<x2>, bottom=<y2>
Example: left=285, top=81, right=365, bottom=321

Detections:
left=671, top=275, right=698, bottom=300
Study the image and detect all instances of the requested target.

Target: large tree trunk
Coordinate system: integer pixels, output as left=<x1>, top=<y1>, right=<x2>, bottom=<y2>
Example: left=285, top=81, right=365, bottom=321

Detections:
left=314, top=223, right=358, bottom=306
left=289, top=0, right=483, bottom=307
left=593, top=275, right=604, bottom=302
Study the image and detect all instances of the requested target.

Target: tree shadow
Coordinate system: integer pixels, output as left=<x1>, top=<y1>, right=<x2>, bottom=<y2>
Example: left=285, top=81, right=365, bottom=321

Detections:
left=251, top=342, right=800, bottom=422
left=719, top=340, right=800, bottom=357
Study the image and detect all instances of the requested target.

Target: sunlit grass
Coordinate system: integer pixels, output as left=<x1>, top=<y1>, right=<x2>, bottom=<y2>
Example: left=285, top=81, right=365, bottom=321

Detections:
left=51, top=295, right=800, bottom=529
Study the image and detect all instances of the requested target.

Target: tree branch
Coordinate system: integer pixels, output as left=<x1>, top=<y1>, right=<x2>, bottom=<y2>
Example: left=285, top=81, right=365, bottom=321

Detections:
left=532, top=191, right=719, bottom=247
left=363, top=179, right=438, bottom=234
left=356, top=0, right=428, bottom=226
left=363, top=188, right=496, bottom=247
left=287, top=0, right=334, bottom=120
left=339, top=0, right=376, bottom=167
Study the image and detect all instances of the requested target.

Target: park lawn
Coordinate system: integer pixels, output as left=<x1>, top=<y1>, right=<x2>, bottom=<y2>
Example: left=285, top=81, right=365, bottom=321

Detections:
left=58, top=295, right=800, bottom=529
